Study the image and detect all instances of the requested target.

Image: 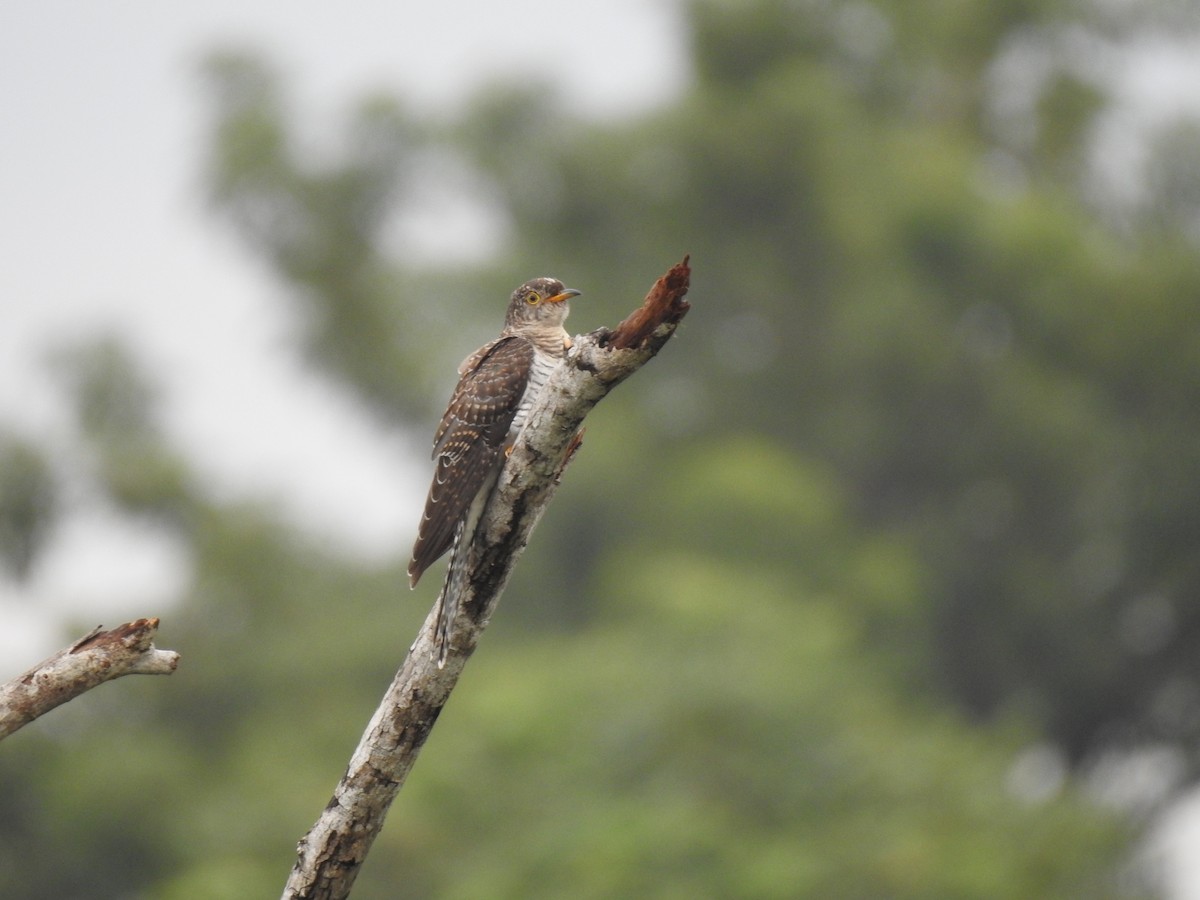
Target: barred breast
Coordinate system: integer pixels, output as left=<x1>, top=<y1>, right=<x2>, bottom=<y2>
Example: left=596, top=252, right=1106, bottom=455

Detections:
left=511, top=345, right=564, bottom=437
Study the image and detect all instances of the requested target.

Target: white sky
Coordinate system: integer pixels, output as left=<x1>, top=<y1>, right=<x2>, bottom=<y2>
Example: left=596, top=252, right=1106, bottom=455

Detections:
left=0, top=0, right=686, bottom=653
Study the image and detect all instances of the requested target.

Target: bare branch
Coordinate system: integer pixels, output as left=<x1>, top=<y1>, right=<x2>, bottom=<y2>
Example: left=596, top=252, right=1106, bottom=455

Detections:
left=283, top=257, right=691, bottom=899
left=0, top=618, right=180, bottom=741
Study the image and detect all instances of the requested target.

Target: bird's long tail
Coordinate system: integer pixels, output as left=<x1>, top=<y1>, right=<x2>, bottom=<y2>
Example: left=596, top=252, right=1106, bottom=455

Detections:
left=432, top=464, right=501, bottom=668
left=434, top=518, right=468, bottom=668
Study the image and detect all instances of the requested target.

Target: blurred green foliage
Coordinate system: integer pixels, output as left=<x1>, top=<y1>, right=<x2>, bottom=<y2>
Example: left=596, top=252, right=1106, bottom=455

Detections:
left=0, top=434, right=56, bottom=580
left=5, top=0, right=1200, bottom=895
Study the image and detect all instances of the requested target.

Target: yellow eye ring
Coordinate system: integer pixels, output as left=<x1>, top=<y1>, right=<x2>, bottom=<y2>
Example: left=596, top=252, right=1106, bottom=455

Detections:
left=524, top=291, right=540, bottom=305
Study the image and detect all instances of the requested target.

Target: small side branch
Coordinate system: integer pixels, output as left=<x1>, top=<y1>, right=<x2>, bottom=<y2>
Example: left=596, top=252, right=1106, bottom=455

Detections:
left=0, top=618, right=179, bottom=742
left=283, top=257, right=691, bottom=900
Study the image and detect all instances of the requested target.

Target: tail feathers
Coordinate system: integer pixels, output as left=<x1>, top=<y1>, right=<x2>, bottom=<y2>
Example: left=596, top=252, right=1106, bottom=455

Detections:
left=430, top=466, right=499, bottom=668
left=434, top=519, right=468, bottom=668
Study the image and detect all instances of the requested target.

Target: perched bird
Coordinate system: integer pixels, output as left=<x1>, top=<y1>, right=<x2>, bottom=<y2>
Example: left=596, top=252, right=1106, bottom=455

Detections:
left=409, top=277, right=581, bottom=665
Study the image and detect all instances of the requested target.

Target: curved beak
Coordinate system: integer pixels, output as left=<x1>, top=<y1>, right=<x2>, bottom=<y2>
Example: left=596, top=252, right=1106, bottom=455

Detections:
left=546, top=288, right=581, bottom=304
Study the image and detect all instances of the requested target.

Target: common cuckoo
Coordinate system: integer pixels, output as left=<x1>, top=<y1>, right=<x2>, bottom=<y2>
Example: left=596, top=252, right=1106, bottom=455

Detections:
left=409, top=277, right=581, bottom=665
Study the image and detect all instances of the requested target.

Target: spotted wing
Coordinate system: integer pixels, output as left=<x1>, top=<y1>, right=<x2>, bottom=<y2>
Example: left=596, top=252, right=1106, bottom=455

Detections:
left=408, top=336, right=534, bottom=587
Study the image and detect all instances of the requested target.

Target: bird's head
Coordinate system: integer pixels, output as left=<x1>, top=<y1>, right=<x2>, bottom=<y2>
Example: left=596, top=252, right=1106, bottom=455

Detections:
left=505, top=277, right=581, bottom=331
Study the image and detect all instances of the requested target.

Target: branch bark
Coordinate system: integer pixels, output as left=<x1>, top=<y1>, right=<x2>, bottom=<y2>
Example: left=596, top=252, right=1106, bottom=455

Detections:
left=0, top=618, right=179, bottom=741
left=283, top=257, right=691, bottom=899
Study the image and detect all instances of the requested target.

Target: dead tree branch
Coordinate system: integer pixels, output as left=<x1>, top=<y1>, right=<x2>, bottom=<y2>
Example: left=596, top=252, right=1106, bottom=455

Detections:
left=0, top=618, right=179, bottom=742
left=283, top=257, right=691, bottom=899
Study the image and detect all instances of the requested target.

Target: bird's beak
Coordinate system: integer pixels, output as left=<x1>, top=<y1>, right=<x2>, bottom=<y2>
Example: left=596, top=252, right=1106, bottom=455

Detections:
left=546, top=288, right=581, bottom=304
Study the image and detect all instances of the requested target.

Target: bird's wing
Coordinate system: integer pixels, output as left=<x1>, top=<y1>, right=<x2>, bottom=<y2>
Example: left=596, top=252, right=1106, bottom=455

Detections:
left=409, top=336, right=535, bottom=587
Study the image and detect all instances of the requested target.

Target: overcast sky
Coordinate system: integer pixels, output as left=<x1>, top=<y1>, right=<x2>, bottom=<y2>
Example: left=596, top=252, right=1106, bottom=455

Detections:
left=0, top=0, right=687, bottom=654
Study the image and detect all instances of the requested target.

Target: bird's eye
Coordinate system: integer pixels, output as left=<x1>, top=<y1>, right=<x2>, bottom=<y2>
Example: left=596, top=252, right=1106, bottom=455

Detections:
left=524, top=291, right=540, bottom=305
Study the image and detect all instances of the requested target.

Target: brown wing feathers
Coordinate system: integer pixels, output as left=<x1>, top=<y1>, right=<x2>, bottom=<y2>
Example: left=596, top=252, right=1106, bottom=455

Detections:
left=408, top=337, right=534, bottom=587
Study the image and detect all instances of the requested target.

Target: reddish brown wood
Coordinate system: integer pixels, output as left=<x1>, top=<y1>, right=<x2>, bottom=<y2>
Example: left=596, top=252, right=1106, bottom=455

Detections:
left=606, top=255, right=691, bottom=350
